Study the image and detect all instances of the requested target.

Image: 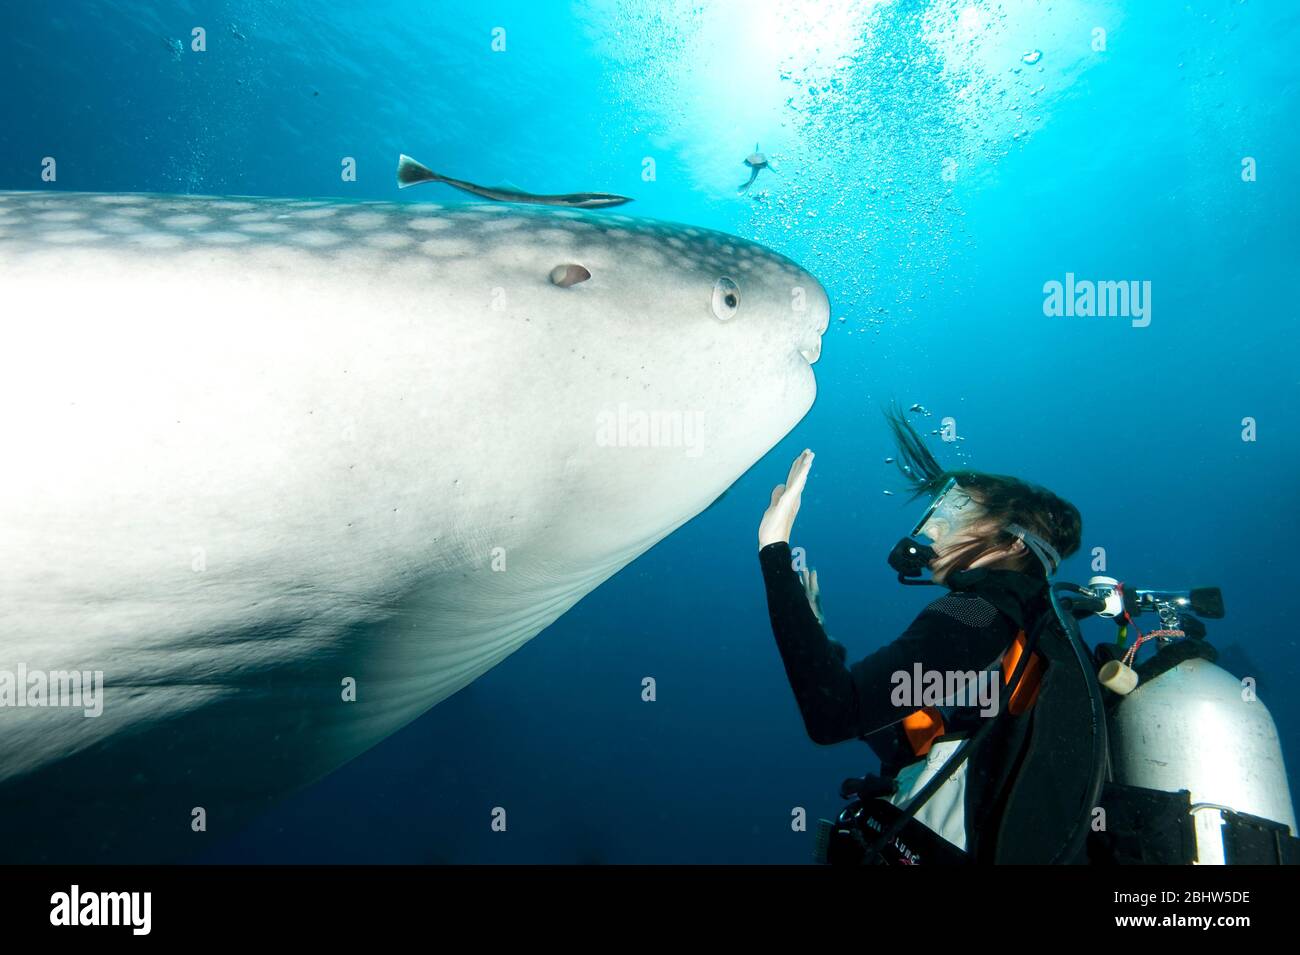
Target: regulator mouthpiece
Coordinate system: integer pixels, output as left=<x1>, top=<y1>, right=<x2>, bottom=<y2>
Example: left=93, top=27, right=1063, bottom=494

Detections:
left=888, top=537, right=937, bottom=585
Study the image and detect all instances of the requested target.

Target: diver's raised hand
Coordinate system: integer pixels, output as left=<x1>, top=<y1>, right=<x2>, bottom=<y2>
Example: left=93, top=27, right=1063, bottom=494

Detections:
left=758, top=449, right=814, bottom=549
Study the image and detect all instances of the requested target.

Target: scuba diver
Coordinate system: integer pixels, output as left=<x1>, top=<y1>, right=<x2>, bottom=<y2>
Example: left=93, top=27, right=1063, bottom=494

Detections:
left=758, top=408, right=1298, bottom=865
left=757, top=407, right=1083, bottom=864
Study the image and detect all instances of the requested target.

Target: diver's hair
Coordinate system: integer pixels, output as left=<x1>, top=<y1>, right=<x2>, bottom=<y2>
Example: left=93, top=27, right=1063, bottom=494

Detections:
left=885, top=403, right=1083, bottom=578
left=885, top=401, right=947, bottom=498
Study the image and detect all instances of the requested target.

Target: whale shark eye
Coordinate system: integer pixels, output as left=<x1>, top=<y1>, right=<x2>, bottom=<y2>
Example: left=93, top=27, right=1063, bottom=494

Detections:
left=550, top=263, right=591, bottom=287
left=712, top=276, right=741, bottom=320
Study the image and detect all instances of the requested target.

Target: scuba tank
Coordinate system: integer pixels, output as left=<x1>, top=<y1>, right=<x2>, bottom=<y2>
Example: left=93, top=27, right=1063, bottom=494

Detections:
left=1107, top=656, right=1296, bottom=862
left=1088, top=578, right=1297, bottom=864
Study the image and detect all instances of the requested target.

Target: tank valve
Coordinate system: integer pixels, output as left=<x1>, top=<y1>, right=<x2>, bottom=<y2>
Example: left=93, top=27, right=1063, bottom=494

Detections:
left=1086, top=576, right=1125, bottom=618
left=1098, top=659, right=1139, bottom=696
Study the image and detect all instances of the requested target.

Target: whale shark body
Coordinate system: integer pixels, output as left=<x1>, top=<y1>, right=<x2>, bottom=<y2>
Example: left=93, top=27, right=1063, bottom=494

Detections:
left=0, top=190, right=828, bottom=861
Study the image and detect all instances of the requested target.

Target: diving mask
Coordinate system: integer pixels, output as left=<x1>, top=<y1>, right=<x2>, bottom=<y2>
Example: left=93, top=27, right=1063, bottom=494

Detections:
left=911, top=477, right=983, bottom=543
left=888, top=478, right=980, bottom=585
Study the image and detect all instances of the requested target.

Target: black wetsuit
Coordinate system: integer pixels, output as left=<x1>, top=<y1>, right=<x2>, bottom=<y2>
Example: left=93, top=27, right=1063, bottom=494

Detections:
left=758, top=541, right=1050, bottom=857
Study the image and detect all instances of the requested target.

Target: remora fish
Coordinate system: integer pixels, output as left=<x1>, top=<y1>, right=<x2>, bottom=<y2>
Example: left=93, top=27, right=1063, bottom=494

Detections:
left=0, top=189, right=828, bottom=861
left=396, top=153, right=633, bottom=208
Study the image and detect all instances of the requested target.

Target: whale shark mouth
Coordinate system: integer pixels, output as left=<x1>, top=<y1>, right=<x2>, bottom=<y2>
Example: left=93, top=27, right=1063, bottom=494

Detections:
left=799, top=307, right=830, bottom=364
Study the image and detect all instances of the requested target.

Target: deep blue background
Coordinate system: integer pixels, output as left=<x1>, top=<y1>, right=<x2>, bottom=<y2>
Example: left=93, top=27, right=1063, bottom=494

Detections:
left=2, top=0, right=1295, bottom=862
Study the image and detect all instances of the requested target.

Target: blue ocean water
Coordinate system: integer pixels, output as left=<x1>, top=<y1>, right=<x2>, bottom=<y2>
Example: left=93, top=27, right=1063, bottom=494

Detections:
left=2, top=0, right=1296, bottom=863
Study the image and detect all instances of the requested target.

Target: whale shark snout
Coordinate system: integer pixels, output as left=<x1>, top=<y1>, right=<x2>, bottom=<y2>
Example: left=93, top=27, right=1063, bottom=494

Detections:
left=0, top=191, right=829, bottom=861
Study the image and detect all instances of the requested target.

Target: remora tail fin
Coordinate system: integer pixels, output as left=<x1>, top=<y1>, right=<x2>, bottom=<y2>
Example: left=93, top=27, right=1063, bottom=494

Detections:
left=396, top=154, right=440, bottom=188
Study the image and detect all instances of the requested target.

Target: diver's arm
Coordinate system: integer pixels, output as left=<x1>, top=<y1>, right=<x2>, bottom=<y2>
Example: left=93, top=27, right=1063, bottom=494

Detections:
left=759, top=541, right=870, bottom=744
left=757, top=449, right=866, bottom=743
left=760, top=541, right=1015, bottom=744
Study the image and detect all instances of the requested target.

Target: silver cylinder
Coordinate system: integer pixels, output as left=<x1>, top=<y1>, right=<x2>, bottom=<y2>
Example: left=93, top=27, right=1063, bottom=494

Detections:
left=1108, top=655, right=1296, bottom=861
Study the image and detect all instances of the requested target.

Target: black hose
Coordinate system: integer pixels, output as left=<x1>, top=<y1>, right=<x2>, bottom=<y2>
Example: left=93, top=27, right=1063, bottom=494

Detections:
left=857, top=608, right=1053, bottom=861
left=1045, top=583, right=1110, bottom=864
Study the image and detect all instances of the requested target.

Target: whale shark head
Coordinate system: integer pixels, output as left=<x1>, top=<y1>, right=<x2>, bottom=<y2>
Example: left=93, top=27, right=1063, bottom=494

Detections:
left=414, top=203, right=831, bottom=569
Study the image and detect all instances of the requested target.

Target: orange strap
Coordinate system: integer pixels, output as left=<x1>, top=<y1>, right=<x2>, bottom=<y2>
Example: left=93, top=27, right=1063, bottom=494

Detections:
left=1002, top=629, right=1044, bottom=715
left=902, top=707, right=945, bottom=757
left=901, top=630, right=1045, bottom=756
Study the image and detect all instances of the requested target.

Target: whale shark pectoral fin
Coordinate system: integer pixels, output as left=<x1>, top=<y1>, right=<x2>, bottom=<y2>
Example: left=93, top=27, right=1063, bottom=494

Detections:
left=738, top=167, right=759, bottom=192
left=397, top=154, right=439, bottom=188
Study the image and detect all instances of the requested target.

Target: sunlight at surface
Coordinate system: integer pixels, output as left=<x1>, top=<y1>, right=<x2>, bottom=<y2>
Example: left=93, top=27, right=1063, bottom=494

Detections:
left=575, top=0, right=1115, bottom=317
left=576, top=0, right=882, bottom=197
left=747, top=0, right=881, bottom=81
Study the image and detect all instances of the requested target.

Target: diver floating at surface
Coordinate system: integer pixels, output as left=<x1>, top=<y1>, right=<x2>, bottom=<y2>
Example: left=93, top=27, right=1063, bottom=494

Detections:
left=739, top=144, right=774, bottom=192
left=757, top=406, right=1298, bottom=865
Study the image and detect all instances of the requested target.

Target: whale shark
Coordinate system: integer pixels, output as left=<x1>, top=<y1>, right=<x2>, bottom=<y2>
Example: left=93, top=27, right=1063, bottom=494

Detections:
left=0, top=190, right=829, bottom=861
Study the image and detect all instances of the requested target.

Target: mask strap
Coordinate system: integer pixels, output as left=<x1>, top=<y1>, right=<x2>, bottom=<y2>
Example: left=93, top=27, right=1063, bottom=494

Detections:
left=1006, top=523, right=1061, bottom=576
